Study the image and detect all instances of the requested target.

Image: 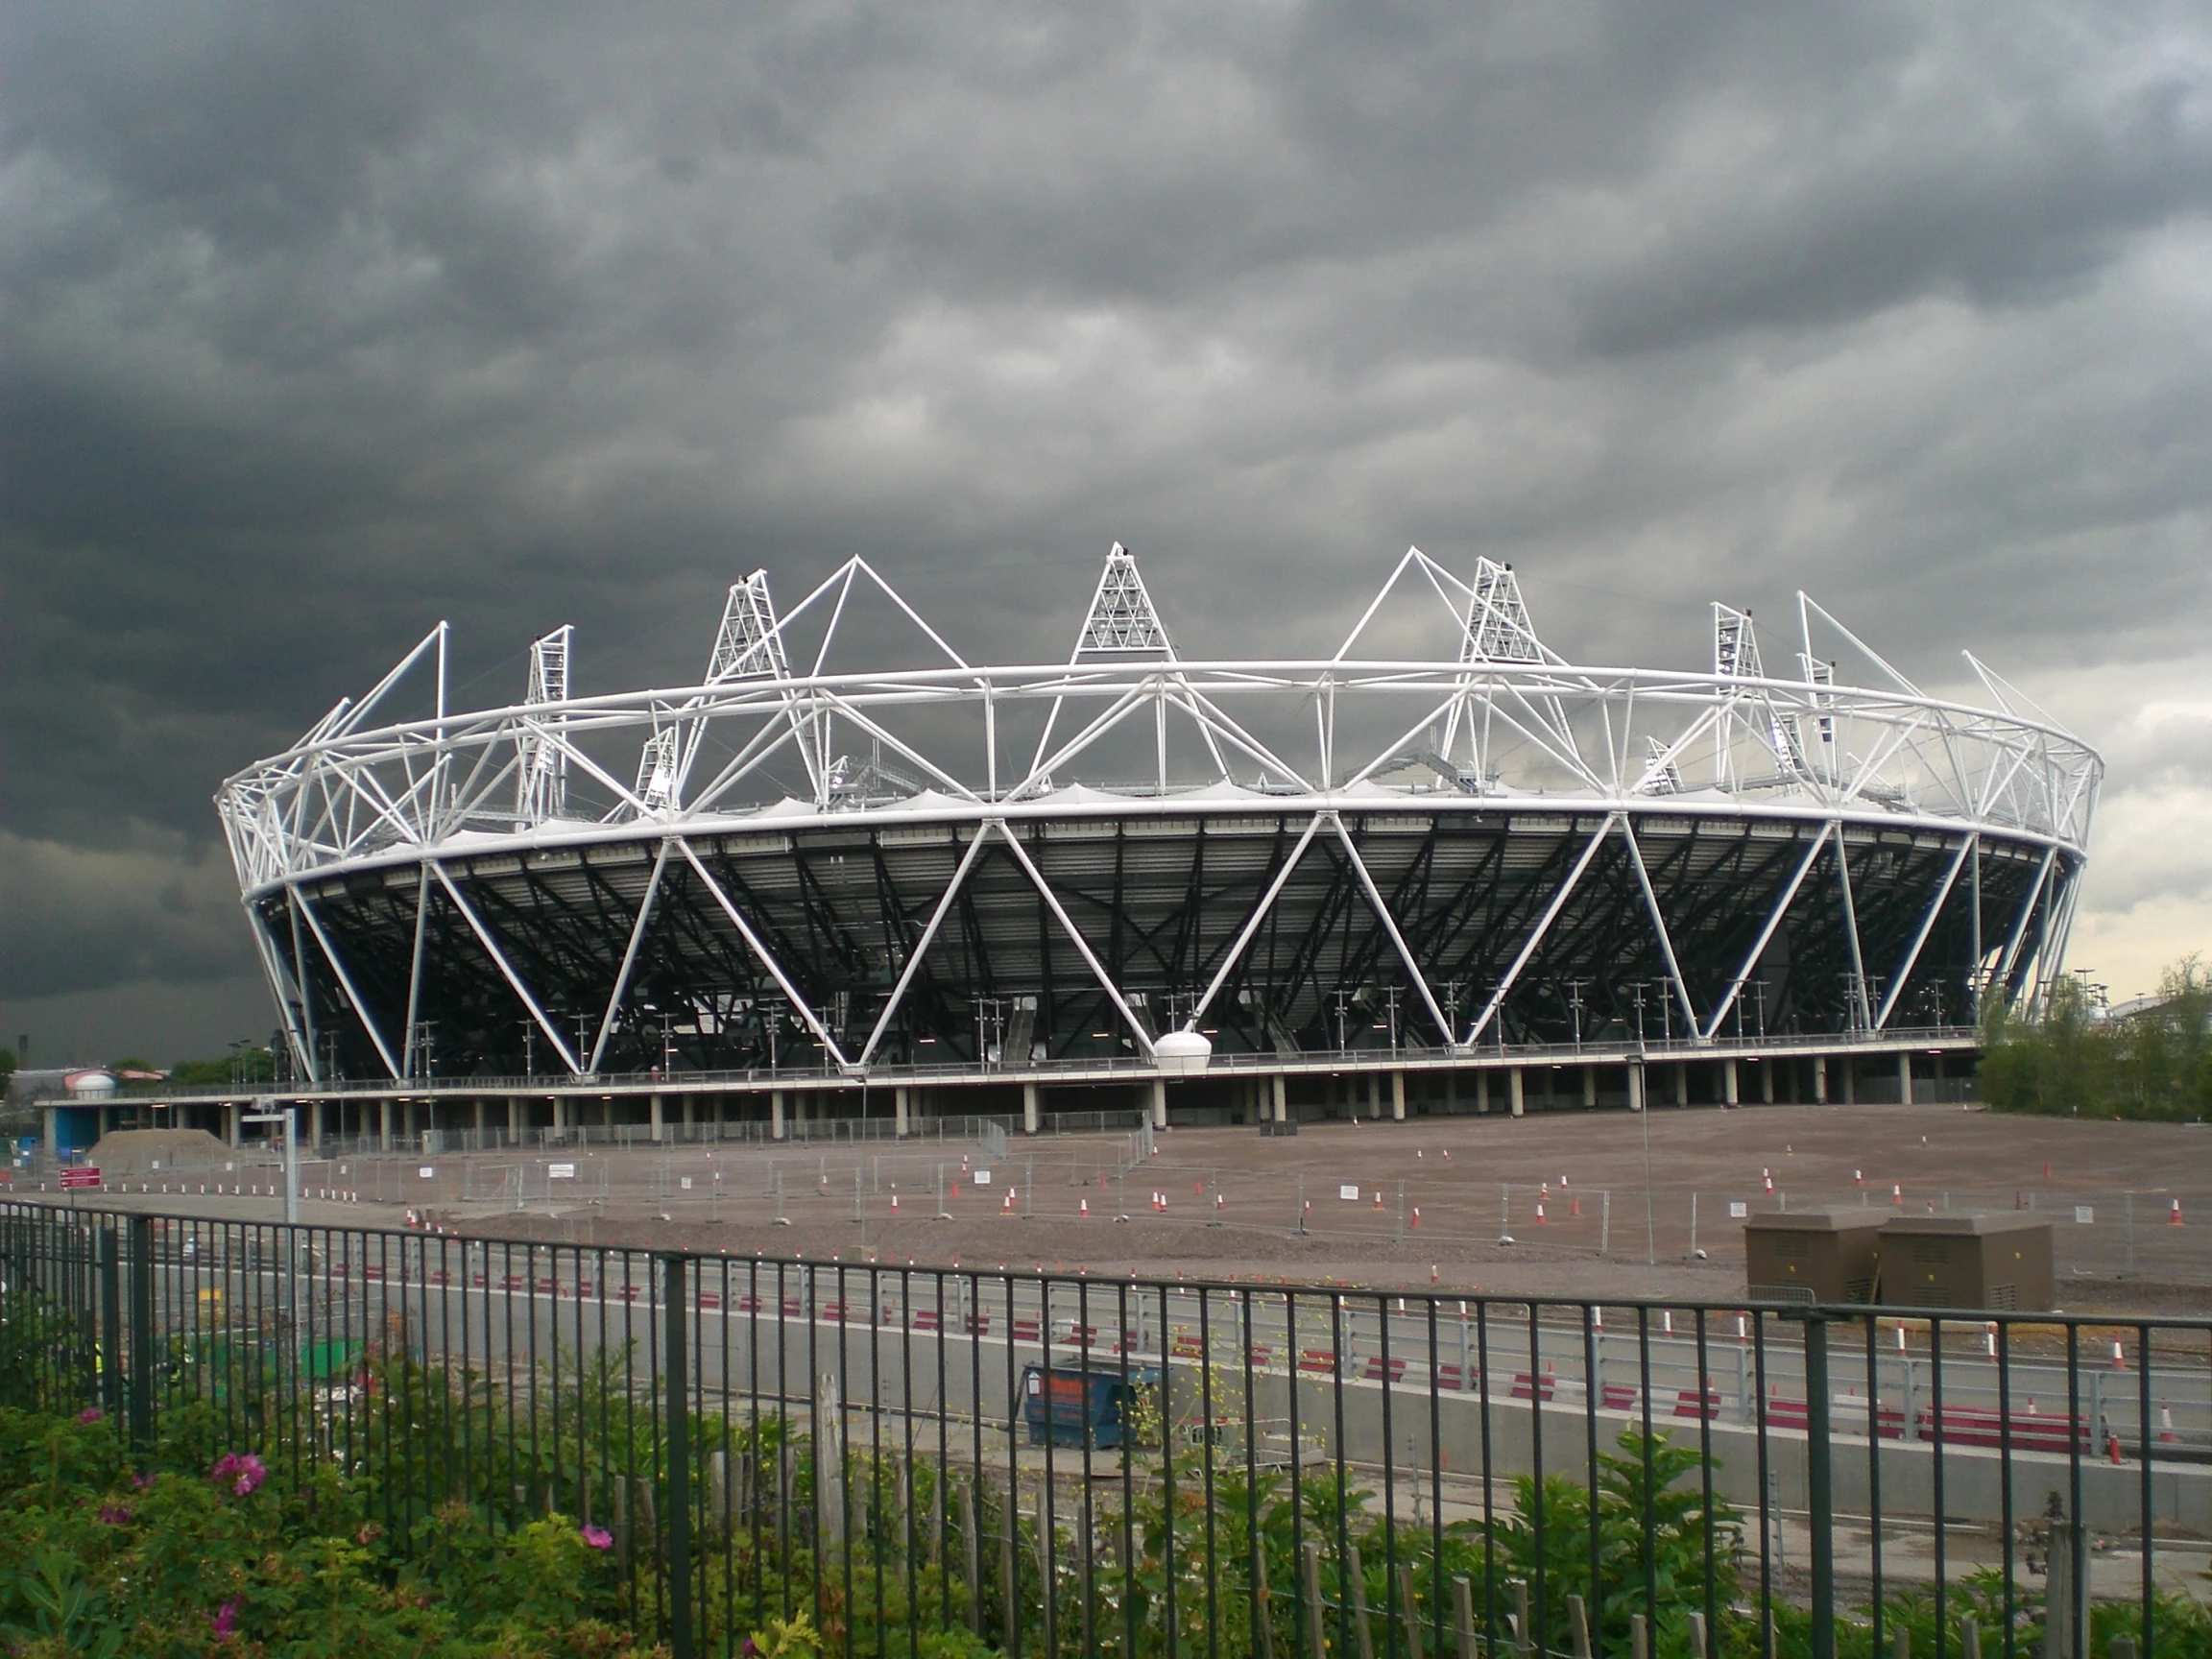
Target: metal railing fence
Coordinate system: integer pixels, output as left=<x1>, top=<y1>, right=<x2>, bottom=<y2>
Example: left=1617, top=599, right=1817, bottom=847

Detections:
left=0, top=1199, right=2203, bottom=1659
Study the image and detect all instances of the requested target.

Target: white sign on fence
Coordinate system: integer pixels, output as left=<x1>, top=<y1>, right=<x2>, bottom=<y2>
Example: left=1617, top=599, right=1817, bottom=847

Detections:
left=680, top=1176, right=693, bottom=1190
left=2075, top=1205, right=2094, bottom=1224
left=418, top=1166, right=434, bottom=1179
left=548, top=1163, right=576, bottom=1180
left=974, top=1169, right=992, bottom=1186
left=1339, top=1184, right=1360, bottom=1202
left=1728, top=1201, right=1749, bottom=1219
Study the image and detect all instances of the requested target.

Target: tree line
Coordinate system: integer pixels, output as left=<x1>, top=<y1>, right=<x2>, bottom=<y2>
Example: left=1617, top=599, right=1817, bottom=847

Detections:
left=1982, top=956, right=2212, bottom=1119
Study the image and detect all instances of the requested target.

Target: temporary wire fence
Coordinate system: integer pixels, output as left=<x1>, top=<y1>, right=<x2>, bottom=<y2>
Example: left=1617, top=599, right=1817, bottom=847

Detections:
left=1, top=1198, right=2206, bottom=1659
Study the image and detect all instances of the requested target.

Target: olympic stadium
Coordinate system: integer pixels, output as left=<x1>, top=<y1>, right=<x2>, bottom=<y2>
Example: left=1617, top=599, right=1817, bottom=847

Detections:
left=185, top=545, right=2097, bottom=1139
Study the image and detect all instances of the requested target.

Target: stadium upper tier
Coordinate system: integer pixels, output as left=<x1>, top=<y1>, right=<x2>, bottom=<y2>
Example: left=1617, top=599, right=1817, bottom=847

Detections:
left=217, top=547, right=2099, bottom=1081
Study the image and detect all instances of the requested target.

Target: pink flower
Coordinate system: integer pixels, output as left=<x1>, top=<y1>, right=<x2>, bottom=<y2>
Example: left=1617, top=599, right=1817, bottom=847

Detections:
left=76, top=1407, right=103, bottom=1423
left=98, top=1503, right=132, bottom=1525
left=581, top=1523, right=613, bottom=1551
left=210, top=1453, right=266, bottom=1497
left=211, top=1599, right=238, bottom=1640
left=132, top=1473, right=156, bottom=1489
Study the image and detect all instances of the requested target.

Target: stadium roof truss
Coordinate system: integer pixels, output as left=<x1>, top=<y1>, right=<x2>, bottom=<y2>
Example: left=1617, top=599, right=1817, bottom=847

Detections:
left=219, top=546, right=2102, bottom=1083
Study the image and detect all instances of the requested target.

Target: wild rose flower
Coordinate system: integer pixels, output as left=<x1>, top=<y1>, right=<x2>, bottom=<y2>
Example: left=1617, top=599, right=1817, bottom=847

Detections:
left=132, top=1473, right=156, bottom=1489
left=98, top=1503, right=132, bottom=1525
left=210, top=1453, right=267, bottom=1496
left=77, top=1407, right=103, bottom=1423
left=581, top=1523, right=613, bottom=1550
left=211, top=1599, right=238, bottom=1639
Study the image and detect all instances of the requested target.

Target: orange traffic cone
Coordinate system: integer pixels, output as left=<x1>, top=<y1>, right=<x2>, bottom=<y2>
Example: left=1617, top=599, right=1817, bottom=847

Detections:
left=2170, top=1198, right=2184, bottom=1226
left=1079, top=1198, right=1090, bottom=1217
left=1535, top=1201, right=1547, bottom=1225
left=1410, top=1206, right=1421, bottom=1229
left=1892, top=1184, right=1904, bottom=1207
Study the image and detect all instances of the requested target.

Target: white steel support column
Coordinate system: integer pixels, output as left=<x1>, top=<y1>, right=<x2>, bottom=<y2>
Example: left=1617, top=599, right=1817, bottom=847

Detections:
left=1704, top=825, right=1833, bottom=1041
left=676, top=841, right=852, bottom=1069
left=1271, top=1074, right=1287, bottom=1123
left=1898, top=1052, right=1913, bottom=1107
left=771, top=1092, right=786, bottom=1141
left=1627, top=1063, right=1645, bottom=1113
left=293, top=890, right=406, bottom=1081
left=1874, top=835, right=1975, bottom=1030
left=1023, top=1083, right=1041, bottom=1135
left=895, top=1088, right=910, bottom=1139
left=997, top=825, right=1158, bottom=1059
left=1508, top=1069, right=1525, bottom=1118
left=651, top=1094, right=665, bottom=1142
left=857, top=825, right=995, bottom=1066
left=589, top=840, right=670, bottom=1072
left=1186, top=814, right=1327, bottom=1029
left=1329, top=814, right=1455, bottom=1043
left=1149, top=1078, right=1167, bottom=1129
left=429, top=863, right=583, bottom=1073
left=1723, top=1059, right=1740, bottom=1107
left=1391, top=1071, right=1406, bottom=1121
left=1467, top=815, right=1615, bottom=1045
left=1815, top=1055, right=1829, bottom=1105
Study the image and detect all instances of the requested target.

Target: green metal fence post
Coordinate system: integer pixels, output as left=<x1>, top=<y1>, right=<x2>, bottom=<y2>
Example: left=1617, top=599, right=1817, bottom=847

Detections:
left=127, top=1215, right=155, bottom=1455
left=97, top=1225, right=121, bottom=1423
left=661, top=1252, right=693, bottom=1659
left=1801, top=1310, right=1835, bottom=1659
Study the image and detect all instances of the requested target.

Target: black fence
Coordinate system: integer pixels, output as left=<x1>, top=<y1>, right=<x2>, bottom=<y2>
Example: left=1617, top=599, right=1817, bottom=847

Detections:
left=0, top=1199, right=2203, bottom=1659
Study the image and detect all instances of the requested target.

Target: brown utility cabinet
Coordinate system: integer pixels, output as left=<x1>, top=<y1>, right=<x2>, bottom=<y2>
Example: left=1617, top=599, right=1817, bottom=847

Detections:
left=1874, top=1213, right=2054, bottom=1311
left=1743, top=1208, right=1886, bottom=1304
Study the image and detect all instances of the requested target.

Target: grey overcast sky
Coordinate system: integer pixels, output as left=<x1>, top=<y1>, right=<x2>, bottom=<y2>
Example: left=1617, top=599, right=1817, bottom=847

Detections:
left=4, top=2, right=2210, bottom=1064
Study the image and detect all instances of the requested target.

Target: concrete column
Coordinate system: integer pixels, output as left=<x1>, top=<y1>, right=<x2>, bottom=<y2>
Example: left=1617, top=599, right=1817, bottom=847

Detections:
left=771, top=1091, right=787, bottom=1141
left=1022, top=1082, right=1041, bottom=1135
left=41, top=1105, right=59, bottom=1158
left=1271, top=1073, right=1287, bottom=1122
left=1815, top=1054, right=1829, bottom=1105
left=894, top=1087, right=910, bottom=1138
left=378, top=1098, right=394, bottom=1152
left=309, top=1099, right=325, bottom=1152
left=1581, top=1065, right=1598, bottom=1109
left=507, top=1097, right=523, bottom=1141
left=650, top=1094, right=665, bottom=1143
left=1476, top=1070, right=1490, bottom=1114
left=1390, top=1070, right=1407, bottom=1121
left=1508, top=1069, right=1525, bottom=1118
left=1149, top=1078, right=1167, bottom=1129
left=1627, top=1063, right=1645, bottom=1112
left=683, top=1094, right=696, bottom=1135
left=1761, top=1062, right=1774, bottom=1106
left=1673, top=1063, right=1690, bottom=1107
left=1842, top=1060, right=1856, bottom=1105
left=1722, top=1058, right=1740, bottom=1107
left=226, top=1102, right=241, bottom=1146
left=472, top=1098, right=487, bottom=1143
left=1898, top=1051, right=1913, bottom=1107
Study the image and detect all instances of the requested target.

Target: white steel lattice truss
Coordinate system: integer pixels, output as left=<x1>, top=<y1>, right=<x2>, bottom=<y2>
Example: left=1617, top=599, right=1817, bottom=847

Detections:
left=219, top=546, right=2102, bottom=1082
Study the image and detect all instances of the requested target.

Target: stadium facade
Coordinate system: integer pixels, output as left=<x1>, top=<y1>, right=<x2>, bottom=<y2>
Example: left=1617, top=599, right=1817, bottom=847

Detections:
left=204, top=546, right=2098, bottom=1134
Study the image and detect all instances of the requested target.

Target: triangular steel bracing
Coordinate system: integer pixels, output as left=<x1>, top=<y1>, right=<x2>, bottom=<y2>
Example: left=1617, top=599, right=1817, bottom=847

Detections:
left=517, top=625, right=573, bottom=823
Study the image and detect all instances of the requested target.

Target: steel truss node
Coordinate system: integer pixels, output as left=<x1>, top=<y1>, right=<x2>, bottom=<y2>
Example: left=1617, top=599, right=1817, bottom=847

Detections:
left=218, top=546, right=2100, bottom=1084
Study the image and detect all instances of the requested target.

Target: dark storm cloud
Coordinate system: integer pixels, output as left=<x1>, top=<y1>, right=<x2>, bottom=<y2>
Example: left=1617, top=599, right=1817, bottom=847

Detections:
left=3, top=0, right=2211, bottom=1023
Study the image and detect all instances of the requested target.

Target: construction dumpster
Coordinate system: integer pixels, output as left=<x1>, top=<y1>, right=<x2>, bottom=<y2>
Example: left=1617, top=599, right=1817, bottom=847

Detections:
left=1021, top=1364, right=1162, bottom=1450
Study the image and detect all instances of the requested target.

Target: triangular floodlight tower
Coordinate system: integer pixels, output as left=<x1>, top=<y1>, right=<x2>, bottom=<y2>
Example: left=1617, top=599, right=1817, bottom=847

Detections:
left=1710, top=604, right=1807, bottom=789
left=682, top=557, right=980, bottom=816
left=1414, top=554, right=1590, bottom=793
left=1022, top=544, right=1272, bottom=799
left=635, top=571, right=795, bottom=811
left=516, top=625, right=573, bottom=824
left=1794, top=590, right=1976, bottom=816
